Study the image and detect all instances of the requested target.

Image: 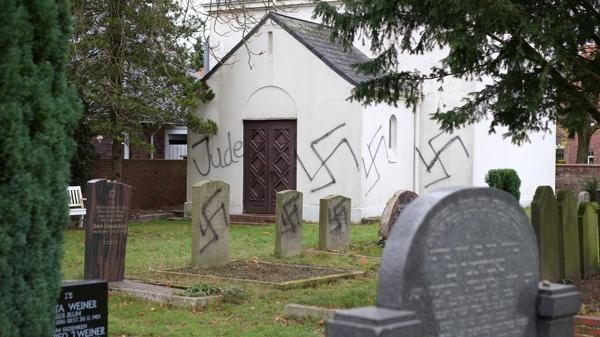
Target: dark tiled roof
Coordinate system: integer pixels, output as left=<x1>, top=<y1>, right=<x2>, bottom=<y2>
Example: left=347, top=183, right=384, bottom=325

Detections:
left=204, top=12, right=373, bottom=86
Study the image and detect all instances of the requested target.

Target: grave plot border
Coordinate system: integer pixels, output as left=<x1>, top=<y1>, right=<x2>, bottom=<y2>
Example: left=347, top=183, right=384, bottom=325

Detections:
left=156, top=260, right=364, bottom=290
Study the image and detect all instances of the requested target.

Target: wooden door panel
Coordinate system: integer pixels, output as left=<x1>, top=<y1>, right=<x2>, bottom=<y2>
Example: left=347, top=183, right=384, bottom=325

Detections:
left=244, top=124, right=269, bottom=213
left=270, top=124, right=296, bottom=213
left=243, top=120, right=296, bottom=214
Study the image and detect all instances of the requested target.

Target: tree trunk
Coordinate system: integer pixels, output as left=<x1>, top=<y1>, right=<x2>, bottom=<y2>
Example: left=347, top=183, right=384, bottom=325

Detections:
left=108, top=0, right=124, bottom=180
left=576, top=127, right=592, bottom=164
left=111, top=139, right=123, bottom=181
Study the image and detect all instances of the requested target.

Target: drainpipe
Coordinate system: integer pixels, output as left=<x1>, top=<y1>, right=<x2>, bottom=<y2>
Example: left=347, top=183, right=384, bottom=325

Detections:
left=413, top=108, right=419, bottom=193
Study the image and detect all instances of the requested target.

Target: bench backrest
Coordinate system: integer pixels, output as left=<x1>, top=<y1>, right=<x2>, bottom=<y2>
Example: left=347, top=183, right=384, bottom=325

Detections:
left=67, top=186, right=84, bottom=208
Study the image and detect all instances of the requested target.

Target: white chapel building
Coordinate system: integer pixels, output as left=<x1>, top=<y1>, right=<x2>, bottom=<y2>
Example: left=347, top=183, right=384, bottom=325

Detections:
left=185, top=6, right=555, bottom=222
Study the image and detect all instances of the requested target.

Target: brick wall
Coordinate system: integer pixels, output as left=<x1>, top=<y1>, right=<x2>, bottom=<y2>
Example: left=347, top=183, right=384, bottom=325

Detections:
left=556, top=164, right=600, bottom=197
left=93, top=159, right=186, bottom=209
left=575, top=316, right=600, bottom=337
left=564, top=129, right=600, bottom=164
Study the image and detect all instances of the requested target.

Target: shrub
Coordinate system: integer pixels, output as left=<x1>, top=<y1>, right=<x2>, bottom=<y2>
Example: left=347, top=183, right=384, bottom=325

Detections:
left=181, top=283, right=220, bottom=297
left=0, top=1, right=80, bottom=336
left=222, top=286, right=248, bottom=304
left=485, top=169, right=521, bottom=200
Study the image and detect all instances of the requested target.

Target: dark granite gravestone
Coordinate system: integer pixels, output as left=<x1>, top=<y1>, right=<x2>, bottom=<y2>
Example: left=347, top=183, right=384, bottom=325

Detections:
left=55, top=280, right=108, bottom=337
left=84, top=179, right=132, bottom=282
left=378, top=190, right=418, bottom=241
left=578, top=202, right=600, bottom=278
left=327, top=188, right=581, bottom=337
left=275, top=190, right=303, bottom=257
left=557, top=190, right=582, bottom=281
left=531, top=186, right=561, bottom=282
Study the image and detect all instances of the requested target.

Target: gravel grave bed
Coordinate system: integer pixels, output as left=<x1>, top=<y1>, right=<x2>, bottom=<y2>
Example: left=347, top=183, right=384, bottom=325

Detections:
left=174, top=260, right=352, bottom=283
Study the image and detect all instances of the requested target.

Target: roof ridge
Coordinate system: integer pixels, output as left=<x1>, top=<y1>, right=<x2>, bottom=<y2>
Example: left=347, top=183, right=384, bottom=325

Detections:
left=204, top=11, right=373, bottom=86
left=268, top=11, right=330, bottom=29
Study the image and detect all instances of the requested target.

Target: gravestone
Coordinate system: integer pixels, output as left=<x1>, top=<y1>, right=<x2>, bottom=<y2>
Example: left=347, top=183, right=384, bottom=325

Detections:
left=275, top=190, right=303, bottom=257
left=84, top=179, right=132, bottom=282
left=578, top=202, right=600, bottom=278
left=378, top=190, right=418, bottom=241
left=578, top=191, right=590, bottom=204
left=319, top=195, right=351, bottom=251
left=327, top=188, right=581, bottom=337
left=55, top=280, right=108, bottom=337
left=192, top=180, right=230, bottom=268
left=556, top=190, right=582, bottom=281
left=531, top=186, right=561, bottom=282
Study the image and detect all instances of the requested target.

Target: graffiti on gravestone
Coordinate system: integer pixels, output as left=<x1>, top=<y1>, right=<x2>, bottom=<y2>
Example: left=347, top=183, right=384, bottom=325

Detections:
left=329, top=199, right=348, bottom=236
left=198, top=188, right=228, bottom=254
left=192, top=180, right=230, bottom=268
left=281, top=193, right=301, bottom=235
left=276, top=190, right=303, bottom=257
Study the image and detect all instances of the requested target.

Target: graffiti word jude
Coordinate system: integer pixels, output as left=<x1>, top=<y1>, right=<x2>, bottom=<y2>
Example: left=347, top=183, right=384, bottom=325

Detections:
left=192, top=133, right=243, bottom=176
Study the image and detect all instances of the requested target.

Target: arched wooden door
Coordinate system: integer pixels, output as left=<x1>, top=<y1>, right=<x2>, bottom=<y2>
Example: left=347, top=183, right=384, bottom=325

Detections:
left=243, top=120, right=297, bottom=214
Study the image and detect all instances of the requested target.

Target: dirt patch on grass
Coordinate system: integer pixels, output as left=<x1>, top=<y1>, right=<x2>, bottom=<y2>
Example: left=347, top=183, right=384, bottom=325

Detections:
left=574, top=273, right=600, bottom=315
left=173, top=260, right=354, bottom=283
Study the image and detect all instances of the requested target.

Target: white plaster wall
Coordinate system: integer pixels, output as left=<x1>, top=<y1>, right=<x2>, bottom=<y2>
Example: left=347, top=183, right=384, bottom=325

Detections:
left=415, top=79, right=476, bottom=193
left=188, top=19, right=364, bottom=222
left=472, top=122, right=556, bottom=206
left=359, top=104, right=414, bottom=218
left=205, top=6, right=319, bottom=69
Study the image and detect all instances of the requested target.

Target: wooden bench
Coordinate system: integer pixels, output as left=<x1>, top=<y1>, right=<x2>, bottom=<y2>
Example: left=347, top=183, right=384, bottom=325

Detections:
left=67, top=186, right=86, bottom=227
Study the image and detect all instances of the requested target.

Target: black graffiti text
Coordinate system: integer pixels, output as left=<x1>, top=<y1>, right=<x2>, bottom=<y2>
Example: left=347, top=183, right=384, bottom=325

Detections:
left=192, top=132, right=243, bottom=176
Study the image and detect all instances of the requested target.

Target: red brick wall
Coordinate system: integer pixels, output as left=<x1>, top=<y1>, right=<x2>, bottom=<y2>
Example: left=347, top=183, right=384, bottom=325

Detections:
left=556, top=165, right=600, bottom=197
left=575, top=316, right=600, bottom=337
left=93, top=159, right=186, bottom=209
left=564, top=129, right=600, bottom=164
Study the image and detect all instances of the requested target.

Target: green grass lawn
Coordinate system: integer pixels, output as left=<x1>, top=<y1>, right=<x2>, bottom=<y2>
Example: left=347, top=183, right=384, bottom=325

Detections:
left=62, top=220, right=382, bottom=336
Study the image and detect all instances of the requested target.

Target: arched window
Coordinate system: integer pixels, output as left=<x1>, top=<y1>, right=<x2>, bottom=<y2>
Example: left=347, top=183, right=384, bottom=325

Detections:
left=389, top=115, right=397, bottom=154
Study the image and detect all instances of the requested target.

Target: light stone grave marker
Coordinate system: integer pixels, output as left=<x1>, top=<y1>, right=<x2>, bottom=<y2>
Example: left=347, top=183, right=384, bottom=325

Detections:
left=319, top=195, right=350, bottom=251
left=275, top=190, right=303, bottom=257
left=327, top=188, right=581, bottom=337
left=578, top=191, right=590, bottom=204
left=531, top=186, right=561, bottom=282
left=378, top=190, right=418, bottom=241
left=578, top=201, right=599, bottom=278
left=192, top=180, right=230, bottom=268
left=556, top=190, right=581, bottom=281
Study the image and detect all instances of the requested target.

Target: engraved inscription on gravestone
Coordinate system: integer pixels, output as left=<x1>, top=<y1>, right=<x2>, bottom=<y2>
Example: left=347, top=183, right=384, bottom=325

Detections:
left=84, top=179, right=132, bottom=282
left=54, top=280, right=108, bottom=337
left=378, top=189, right=539, bottom=337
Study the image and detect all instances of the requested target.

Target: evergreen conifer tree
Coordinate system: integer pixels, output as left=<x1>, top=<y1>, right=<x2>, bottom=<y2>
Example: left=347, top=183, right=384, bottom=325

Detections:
left=0, top=0, right=80, bottom=336
left=314, top=1, right=600, bottom=149
left=69, top=0, right=216, bottom=179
